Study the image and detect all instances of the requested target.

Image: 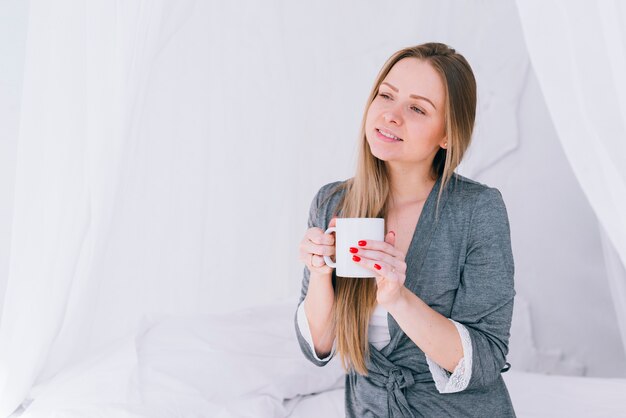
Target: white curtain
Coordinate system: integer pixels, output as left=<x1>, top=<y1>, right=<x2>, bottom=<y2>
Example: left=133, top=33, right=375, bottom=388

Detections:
left=515, top=0, right=626, bottom=353
left=0, top=1, right=200, bottom=415
left=0, top=0, right=565, bottom=415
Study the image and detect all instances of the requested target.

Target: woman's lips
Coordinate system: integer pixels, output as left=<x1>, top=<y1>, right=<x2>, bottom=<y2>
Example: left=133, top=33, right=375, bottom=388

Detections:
left=376, top=129, right=403, bottom=143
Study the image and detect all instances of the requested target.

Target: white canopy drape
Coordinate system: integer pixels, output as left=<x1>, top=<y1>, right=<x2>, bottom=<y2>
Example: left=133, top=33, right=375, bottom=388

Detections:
left=0, top=1, right=208, bottom=415
left=516, top=0, right=626, bottom=352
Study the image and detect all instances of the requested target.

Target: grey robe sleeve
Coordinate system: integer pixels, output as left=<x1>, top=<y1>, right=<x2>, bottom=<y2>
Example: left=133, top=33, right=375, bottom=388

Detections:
left=450, top=187, right=515, bottom=391
left=293, top=184, right=337, bottom=367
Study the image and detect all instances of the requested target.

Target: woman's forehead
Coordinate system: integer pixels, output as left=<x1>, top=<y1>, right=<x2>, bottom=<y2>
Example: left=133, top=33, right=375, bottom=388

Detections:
left=383, top=58, right=445, bottom=109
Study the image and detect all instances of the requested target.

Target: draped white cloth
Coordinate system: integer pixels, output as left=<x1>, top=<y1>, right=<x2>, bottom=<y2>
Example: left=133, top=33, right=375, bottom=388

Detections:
left=516, top=0, right=626, bottom=353
left=0, top=1, right=202, bottom=415
left=1, top=0, right=618, bottom=416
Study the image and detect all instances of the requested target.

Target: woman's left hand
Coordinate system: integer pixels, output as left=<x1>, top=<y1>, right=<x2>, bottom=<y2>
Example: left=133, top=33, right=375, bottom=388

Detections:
left=350, top=231, right=407, bottom=308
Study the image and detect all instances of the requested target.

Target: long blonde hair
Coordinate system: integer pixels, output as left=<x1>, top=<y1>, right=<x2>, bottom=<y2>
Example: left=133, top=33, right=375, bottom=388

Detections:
left=329, top=43, right=477, bottom=375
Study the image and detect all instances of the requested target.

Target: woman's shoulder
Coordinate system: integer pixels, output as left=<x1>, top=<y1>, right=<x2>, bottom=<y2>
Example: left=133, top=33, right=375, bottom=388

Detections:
left=312, top=179, right=350, bottom=206
left=449, top=172, right=491, bottom=193
left=449, top=173, right=505, bottom=201
left=446, top=173, right=509, bottom=220
left=307, top=179, right=350, bottom=229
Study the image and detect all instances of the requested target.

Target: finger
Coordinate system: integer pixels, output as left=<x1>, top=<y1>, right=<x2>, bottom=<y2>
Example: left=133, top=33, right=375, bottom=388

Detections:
left=349, top=247, right=404, bottom=272
left=308, top=242, right=335, bottom=257
left=385, top=230, right=396, bottom=247
left=374, top=274, right=384, bottom=286
left=351, top=257, right=402, bottom=283
left=308, top=228, right=335, bottom=246
left=300, top=239, right=334, bottom=262
left=329, top=217, right=337, bottom=228
left=356, top=237, right=404, bottom=259
left=311, top=254, right=325, bottom=268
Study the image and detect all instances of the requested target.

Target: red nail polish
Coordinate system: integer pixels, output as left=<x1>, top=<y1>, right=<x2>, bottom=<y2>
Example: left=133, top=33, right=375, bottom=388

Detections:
left=352, top=255, right=361, bottom=262
left=374, top=264, right=381, bottom=270
left=358, top=240, right=367, bottom=246
left=349, top=247, right=358, bottom=253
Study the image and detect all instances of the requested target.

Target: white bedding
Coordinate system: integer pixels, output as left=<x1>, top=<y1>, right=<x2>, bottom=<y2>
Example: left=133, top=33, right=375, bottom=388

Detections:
left=11, top=302, right=626, bottom=418
left=287, top=372, right=626, bottom=418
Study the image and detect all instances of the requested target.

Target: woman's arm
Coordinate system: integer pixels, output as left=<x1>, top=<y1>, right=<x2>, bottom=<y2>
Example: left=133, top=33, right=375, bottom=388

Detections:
left=447, top=187, right=515, bottom=390
left=294, top=182, right=342, bottom=366
left=303, top=271, right=336, bottom=358
left=387, top=187, right=514, bottom=388
left=386, top=290, right=463, bottom=372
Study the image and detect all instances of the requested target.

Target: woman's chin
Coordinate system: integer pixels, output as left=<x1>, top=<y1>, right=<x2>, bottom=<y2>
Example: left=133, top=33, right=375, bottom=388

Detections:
left=368, top=143, right=396, bottom=161
left=370, top=149, right=399, bottom=163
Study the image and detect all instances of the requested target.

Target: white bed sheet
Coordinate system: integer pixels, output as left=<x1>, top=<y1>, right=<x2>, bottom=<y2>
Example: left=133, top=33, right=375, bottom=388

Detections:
left=286, top=389, right=344, bottom=418
left=10, top=302, right=626, bottom=418
left=287, top=370, right=626, bottom=418
left=503, top=370, right=626, bottom=418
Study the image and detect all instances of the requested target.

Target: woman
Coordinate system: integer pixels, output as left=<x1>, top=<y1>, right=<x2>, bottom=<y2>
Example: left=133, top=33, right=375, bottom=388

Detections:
left=295, top=43, right=516, bottom=417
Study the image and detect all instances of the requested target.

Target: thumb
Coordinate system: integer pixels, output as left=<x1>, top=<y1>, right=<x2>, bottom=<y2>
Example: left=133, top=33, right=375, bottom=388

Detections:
left=374, top=274, right=383, bottom=286
left=385, top=230, right=396, bottom=246
left=329, top=217, right=337, bottom=228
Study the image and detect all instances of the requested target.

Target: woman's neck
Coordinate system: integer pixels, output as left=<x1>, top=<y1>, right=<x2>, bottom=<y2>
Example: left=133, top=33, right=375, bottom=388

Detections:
left=386, top=163, right=437, bottom=207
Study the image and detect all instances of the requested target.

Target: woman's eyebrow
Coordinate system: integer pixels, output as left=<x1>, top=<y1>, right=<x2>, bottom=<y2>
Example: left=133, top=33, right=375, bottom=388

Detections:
left=381, top=82, right=437, bottom=110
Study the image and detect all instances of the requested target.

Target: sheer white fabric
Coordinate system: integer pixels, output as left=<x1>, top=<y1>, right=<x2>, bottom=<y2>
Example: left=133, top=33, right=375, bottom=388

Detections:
left=297, top=301, right=473, bottom=393
left=0, top=1, right=199, bottom=415
left=516, top=0, right=626, bottom=354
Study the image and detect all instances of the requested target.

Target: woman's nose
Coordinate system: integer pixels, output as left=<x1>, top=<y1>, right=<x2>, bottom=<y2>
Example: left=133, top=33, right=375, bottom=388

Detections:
left=383, top=106, right=402, bottom=125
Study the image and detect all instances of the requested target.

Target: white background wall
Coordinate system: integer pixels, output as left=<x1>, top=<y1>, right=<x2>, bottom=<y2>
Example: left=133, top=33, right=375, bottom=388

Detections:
left=0, top=0, right=624, bottom=378
left=0, top=0, right=27, bottom=322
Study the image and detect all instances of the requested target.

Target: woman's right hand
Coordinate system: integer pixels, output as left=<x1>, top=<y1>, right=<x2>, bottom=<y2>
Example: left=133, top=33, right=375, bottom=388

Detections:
left=299, top=217, right=337, bottom=276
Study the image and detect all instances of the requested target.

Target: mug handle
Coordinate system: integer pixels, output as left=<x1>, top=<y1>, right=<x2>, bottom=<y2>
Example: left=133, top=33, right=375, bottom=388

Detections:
left=322, top=226, right=337, bottom=268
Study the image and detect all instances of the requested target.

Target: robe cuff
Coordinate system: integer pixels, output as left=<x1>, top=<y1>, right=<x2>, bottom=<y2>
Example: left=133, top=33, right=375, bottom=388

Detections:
left=297, top=301, right=336, bottom=362
left=426, top=319, right=473, bottom=393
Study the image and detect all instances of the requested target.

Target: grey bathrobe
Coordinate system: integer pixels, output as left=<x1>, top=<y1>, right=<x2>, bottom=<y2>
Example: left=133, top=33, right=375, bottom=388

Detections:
left=294, top=173, right=516, bottom=417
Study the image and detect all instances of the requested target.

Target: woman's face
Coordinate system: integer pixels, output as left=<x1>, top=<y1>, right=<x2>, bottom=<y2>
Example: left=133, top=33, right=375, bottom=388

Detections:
left=365, top=58, right=447, bottom=166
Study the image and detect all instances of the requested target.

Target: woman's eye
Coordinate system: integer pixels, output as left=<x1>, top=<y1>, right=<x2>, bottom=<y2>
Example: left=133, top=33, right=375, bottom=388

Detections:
left=377, top=92, right=424, bottom=115
left=411, top=106, right=425, bottom=115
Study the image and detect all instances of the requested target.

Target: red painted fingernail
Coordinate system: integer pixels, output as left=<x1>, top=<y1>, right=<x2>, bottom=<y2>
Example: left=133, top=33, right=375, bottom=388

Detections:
left=352, top=255, right=361, bottom=262
left=374, top=264, right=382, bottom=270
left=358, top=240, right=367, bottom=246
left=349, top=247, right=358, bottom=253
left=390, top=231, right=395, bottom=235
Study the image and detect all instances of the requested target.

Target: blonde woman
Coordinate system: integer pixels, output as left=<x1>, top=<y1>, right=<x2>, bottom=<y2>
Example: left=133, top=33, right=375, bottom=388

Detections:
left=296, top=43, right=516, bottom=417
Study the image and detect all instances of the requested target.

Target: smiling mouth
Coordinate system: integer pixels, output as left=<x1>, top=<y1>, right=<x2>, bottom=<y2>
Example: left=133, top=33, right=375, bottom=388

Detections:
left=377, top=129, right=403, bottom=141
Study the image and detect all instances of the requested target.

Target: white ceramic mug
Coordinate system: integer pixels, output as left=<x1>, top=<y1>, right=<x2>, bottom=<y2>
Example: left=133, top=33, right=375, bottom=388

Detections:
left=323, top=218, right=385, bottom=278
